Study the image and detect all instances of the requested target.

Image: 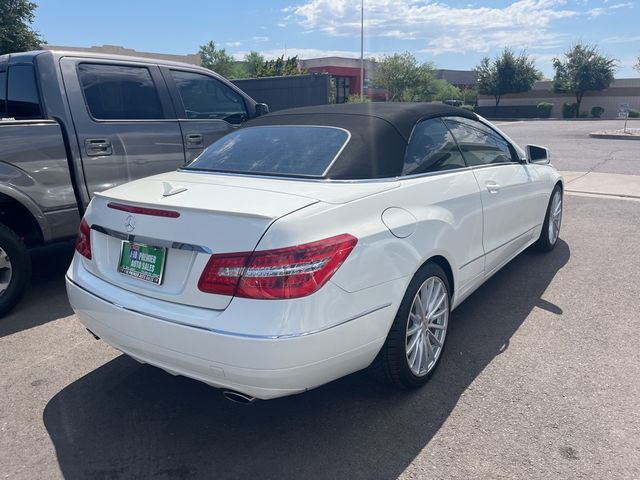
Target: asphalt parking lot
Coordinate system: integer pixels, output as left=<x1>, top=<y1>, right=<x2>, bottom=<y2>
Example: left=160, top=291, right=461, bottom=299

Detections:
left=2, top=121, right=640, bottom=479
left=497, top=119, right=640, bottom=175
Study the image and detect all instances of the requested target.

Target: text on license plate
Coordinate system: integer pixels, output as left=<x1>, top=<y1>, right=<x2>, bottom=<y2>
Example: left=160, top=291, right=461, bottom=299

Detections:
left=117, top=241, right=166, bottom=285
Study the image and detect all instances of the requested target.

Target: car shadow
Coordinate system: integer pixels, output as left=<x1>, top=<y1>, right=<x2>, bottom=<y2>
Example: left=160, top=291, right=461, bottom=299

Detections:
left=0, top=242, right=75, bottom=338
left=43, top=240, right=570, bottom=480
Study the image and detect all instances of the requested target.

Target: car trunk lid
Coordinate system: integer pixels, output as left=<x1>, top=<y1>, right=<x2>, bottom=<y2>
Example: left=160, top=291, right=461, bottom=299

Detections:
left=83, top=176, right=318, bottom=310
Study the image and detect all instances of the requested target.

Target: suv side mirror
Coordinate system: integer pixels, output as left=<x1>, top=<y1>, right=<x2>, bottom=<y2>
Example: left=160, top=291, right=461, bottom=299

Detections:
left=255, top=103, right=269, bottom=117
left=526, top=145, right=550, bottom=164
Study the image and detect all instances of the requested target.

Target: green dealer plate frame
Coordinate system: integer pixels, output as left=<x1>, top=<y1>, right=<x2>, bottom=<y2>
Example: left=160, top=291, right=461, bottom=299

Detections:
left=117, top=240, right=167, bottom=285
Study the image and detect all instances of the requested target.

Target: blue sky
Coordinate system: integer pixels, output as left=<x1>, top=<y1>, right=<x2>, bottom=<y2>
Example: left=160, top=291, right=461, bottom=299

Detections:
left=33, top=0, right=639, bottom=78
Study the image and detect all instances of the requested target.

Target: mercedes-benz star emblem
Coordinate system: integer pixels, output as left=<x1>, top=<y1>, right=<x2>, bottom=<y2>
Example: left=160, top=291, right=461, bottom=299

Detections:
left=124, top=215, right=136, bottom=232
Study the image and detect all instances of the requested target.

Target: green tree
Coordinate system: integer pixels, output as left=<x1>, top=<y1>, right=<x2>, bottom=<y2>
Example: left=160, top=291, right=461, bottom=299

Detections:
left=256, top=55, right=303, bottom=77
left=0, top=0, right=44, bottom=55
left=431, top=79, right=463, bottom=102
left=461, top=86, right=478, bottom=105
left=198, top=41, right=241, bottom=79
left=372, top=52, right=437, bottom=102
left=553, top=43, right=617, bottom=118
left=243, top=51, right=265, bottom=78
left=475, top=48, right=540, bottom=108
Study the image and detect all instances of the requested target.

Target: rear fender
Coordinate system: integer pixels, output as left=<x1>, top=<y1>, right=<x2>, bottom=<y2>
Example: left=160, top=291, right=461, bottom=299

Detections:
left=0, top=182, right=50, bottom=243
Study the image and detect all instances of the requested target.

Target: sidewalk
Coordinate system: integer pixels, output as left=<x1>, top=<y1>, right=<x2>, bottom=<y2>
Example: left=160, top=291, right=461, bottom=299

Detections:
left=561, top=171, right=640, bottom=200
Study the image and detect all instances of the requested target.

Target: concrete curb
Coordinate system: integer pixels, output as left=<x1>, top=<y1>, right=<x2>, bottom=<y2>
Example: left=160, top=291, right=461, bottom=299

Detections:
left=588, top=132, right=640, bottom=140
left=561, top=171, right=640, bottom=199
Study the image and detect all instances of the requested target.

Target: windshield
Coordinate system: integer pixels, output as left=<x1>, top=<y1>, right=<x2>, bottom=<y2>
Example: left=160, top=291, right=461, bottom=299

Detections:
left=184, top=126, right=350, bottom=177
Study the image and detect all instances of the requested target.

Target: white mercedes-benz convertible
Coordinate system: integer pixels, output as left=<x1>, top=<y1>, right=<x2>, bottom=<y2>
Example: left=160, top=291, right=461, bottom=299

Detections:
left=66, top=103, right=563, bottom=402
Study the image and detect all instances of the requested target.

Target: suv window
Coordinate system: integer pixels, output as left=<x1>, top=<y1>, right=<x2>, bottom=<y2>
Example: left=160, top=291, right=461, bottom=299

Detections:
left=7, top=65, right=42, bottom=119
left=0, top=70, right=6, bottom=116
left=403, top=118, right=466, bottom=175
left=170, top=70, right=247, bottom=124
left=185, top=126, right=349, bottom=177
left=444, top=117, right=516, bottom=166
left=77, top=63, right=164, bottom=120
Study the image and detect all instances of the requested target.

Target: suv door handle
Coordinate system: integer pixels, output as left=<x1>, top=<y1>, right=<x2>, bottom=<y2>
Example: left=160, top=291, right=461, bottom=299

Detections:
left=486, top=181, right=501, bottom=194
left=185, top=133, right=204, bottom=149
left=85, top=139, right=112, bottom=156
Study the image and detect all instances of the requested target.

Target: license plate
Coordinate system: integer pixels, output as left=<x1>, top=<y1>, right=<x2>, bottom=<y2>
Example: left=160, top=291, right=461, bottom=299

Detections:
left=118, top=241, right=167, bottom=285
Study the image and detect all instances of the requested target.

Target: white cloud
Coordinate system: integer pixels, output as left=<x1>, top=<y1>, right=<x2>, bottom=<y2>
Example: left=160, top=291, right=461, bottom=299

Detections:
left=288, top=0, right=583, bottom=54
left=588, top=7, right=607, bottom=16
left=225, top=41, right=242, bottom=48
left=588, top=1, right=632, bottom=17
left=252, top=36, right=270, bottom=42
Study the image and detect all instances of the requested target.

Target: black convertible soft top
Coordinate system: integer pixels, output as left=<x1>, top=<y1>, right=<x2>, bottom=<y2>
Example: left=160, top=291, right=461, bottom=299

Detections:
left=244, top=103, right=478, bottom=179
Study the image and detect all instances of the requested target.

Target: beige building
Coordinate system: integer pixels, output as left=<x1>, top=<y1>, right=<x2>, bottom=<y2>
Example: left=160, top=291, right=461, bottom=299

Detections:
left=478, top=78, right=640, bottom=118
left=44, top=44, right=202, bottom=66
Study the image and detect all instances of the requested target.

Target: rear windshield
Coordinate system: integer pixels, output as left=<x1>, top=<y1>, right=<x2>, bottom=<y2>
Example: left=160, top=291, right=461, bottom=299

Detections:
left=184, top=126, right=350, bottom=177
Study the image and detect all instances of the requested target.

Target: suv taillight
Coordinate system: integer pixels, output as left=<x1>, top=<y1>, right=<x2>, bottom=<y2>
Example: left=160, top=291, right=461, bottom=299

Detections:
left=75, top=218, right=92, bottom=259
left=198, top=234, right=357, bottom=299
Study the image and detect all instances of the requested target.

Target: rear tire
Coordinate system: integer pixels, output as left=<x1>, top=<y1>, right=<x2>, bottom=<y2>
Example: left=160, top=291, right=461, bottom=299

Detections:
left=369, top=262, right=450, bottom=389
left=534, top=185, right=563, bottom=253
left=0, top=224, right=31, bottom=318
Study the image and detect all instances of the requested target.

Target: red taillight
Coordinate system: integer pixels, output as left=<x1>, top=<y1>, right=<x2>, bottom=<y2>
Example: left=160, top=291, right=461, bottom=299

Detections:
left=198, top=234, right=357, bottom=299
left=107, top=202, right=180, bottom=218
left=75, top=218, right=92, bottom=259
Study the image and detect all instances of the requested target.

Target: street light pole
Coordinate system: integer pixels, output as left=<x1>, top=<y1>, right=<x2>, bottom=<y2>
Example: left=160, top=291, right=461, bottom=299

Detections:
left=360, top=0, right=364, bottom=101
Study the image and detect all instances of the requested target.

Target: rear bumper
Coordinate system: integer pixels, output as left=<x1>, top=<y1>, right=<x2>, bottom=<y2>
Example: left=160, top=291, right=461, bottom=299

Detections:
left=66, top=275, right=392, bottom=400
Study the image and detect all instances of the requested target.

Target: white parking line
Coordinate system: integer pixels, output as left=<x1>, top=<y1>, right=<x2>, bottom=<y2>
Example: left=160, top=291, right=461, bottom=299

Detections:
left=494, top=121, right=526, bottom=126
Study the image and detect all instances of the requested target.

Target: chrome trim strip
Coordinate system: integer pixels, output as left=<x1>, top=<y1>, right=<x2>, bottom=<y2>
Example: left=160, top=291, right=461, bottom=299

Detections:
left=91, top=224, right=212, bottom=254
left=178, top=165, right=473, bottom=184
left=0, top=119, right=57, bottom=125
left=67, top=275, right=392, bottom=339
left=320, top=126, right=352, bottom=176
left=178, top=157, right=527, bottom=185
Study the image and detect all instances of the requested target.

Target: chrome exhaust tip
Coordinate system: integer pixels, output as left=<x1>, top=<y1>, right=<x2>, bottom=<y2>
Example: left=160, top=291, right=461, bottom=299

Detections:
left=222, top=390, right=256, bottom=404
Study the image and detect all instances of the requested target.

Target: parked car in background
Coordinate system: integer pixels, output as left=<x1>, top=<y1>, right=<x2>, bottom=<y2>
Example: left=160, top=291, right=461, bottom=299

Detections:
left=0, top=49, right=266, bottom=316
left=66, top=103, right=563, bottom=402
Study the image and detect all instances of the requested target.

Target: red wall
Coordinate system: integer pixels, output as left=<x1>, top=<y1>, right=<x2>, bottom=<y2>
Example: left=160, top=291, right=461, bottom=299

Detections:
left=306, top=66, right=363, bottom=95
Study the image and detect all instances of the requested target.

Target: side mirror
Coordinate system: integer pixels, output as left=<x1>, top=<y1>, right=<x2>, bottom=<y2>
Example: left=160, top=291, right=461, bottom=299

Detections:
left=255, top=103, right=270, bottom=117
left=526, top=145, right=550, bottom=164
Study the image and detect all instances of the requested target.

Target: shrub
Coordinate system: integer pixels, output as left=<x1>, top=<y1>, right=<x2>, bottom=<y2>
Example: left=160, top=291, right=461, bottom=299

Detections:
left=562, top=102, right=578, bottom=118
left=537, top=102, right=553, bottom=118
left=460, top=104, right=475, bottom=112
left=629, top=108, right=640, bottom=118
left=579, top=111, right=589, bottom=118
left=591, top=106, right=604, bottom=118
left=345, top=95, right=370, bottom=103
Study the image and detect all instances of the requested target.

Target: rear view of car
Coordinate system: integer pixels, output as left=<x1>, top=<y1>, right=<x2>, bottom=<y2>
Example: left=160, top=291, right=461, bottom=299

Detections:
left=66, top=121, right=400, bottom=401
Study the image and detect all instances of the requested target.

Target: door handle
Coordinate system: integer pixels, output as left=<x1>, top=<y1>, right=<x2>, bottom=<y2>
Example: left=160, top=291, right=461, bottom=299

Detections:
left=185, top=133, right=204, bottom=149
left=486, top=181, right=501, bottom=194
left=85, top=139, right=112, bottom=156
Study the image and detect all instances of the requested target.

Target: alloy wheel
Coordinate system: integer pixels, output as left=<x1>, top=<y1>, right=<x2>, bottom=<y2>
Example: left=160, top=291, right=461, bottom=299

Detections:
left=405, top=276, right=449, bottom=377
left=548, top=190, right=562, bottom=245
left=0, top=247, right=13, bottom=297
